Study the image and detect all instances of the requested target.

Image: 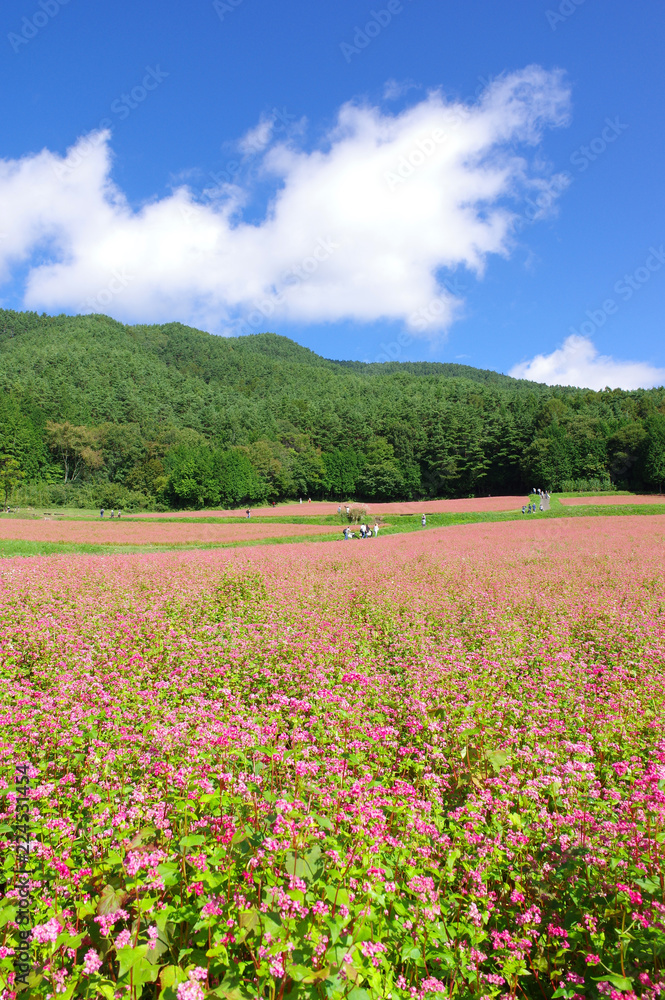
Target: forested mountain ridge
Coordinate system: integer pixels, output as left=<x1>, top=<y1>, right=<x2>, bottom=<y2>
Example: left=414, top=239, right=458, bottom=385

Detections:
left=0, top=309, right=664, bottom=509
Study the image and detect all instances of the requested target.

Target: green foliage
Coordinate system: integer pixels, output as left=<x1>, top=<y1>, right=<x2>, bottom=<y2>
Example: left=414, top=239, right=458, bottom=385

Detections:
left=0, top=308, right=664, bottom=506
left=0, top=455, right=24, bottom=506
left=164, top=446, right=265, bottom=509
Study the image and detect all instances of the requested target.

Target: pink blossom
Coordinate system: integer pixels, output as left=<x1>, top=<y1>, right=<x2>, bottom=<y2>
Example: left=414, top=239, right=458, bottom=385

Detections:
left=114, top=929, right=132, bottom=949
left=82, top=949, right=102, bottom=975
left=31, top=918, right=62, bottom=944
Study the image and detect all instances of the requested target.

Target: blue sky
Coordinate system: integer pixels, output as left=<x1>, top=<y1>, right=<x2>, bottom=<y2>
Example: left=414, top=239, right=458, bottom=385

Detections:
left=1, top=0, right=663, bottom=388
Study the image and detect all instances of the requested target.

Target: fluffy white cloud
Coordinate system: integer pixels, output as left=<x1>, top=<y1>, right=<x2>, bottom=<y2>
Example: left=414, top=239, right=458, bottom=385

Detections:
left=0, top=66, right=570, bottom=335
left=237, top=116, right=276, bottom=155
left=509, top=335, right=665, bottom=390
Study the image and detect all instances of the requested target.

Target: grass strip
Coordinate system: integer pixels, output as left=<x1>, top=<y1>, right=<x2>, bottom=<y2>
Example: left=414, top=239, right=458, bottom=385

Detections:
left=1, top=501, right=664, bottom=558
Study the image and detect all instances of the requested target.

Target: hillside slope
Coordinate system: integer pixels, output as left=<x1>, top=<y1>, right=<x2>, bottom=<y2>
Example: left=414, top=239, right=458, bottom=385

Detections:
left=0, top=309, right=663, bottom=507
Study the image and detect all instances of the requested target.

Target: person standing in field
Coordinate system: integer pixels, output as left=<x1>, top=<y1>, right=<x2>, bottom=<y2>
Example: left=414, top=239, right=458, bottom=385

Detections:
left=246, top=509, right=251, bottom=519
left=100, top=508, right=104, bottom=518
left=421, top=514, right=427, bottom=527
left=374, top=523, right=379, bottom=537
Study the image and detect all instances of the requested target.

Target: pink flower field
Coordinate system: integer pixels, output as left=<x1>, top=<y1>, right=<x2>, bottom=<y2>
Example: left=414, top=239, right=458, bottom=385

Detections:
left=2, top=515, right=665, bottom=999
left=133, top=496, right=529, bottom=519
left=0, top=520, right=335, bottom=545
left=559, top=496, right=665, bottom=507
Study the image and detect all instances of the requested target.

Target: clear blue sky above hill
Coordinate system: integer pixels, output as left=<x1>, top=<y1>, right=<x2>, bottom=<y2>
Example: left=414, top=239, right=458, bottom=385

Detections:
left=0, top=0, right=663, bottom=389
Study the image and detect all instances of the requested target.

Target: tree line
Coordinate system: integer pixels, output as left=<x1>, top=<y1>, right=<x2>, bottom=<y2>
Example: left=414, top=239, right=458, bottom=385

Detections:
left=0, top=309, right=664, bottom=509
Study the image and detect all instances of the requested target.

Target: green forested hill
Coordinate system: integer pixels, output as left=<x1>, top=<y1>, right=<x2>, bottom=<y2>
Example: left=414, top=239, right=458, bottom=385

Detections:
left=0, top=309, right=664, bottom=509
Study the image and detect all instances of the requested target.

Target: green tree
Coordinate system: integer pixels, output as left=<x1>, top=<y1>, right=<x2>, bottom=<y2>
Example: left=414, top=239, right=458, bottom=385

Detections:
left=356, top=439, right=404, bottom=500
left=322, top=448, right=362, bottom=498
left=45, top=422, right=104, bottom=482
left=165, top=446, right=220, bottom=508
left=643, top=412, right=665, bottom=491
left=607, top=423, right=648, bottom=486
left=0, top=455, right=24, bottom=507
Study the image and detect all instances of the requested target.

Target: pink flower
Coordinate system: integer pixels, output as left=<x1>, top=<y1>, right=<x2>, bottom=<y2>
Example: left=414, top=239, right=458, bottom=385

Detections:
left=188, top=967, right=208, bottom=982
left=420, top=977, right=447, bottom=996
left=52, top=969, right=68, bottom=994
left=31, top=918, right=62, bottom=944
left=176, top=969, right=207, bottom=1000
left=94, top=909, right=129, bottom=936
left=82, top=949, right=102, bottom=975
left=177, top=982, right=204, bottom=1000
left=115, top=929, right=132, bottom=948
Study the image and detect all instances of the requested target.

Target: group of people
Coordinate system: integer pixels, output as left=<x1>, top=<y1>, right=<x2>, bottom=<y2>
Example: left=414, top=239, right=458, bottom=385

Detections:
left=343, top=522, right=379, bottom=540
left=521, top=488, right=550, bottom=515
left=99, top=508, right=122, bottom=518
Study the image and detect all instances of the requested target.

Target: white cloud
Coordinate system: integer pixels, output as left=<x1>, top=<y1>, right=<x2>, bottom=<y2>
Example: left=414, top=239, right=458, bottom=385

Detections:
left=509, top=335, right=665, bottom=390
left=237, top=116, right=275, bottom=155
left=383, top=78, right=421, bottom=101
left=0, top=66, right=570, bottom=335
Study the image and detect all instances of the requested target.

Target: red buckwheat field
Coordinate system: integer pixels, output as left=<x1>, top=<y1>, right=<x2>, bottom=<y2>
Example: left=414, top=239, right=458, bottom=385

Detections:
left=2, top=516, right=665, bottom=1000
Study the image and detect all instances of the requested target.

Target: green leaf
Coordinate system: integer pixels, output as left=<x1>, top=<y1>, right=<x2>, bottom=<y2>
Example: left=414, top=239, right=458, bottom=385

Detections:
left=179, top=834, right=205, bottom=849
left=146, top=928, right=170, bottom=965
left=288, top=963, right=315, bottom=982
left=594, top=974, right=633, bottom=991
left=286, top=962, right=331, bottom=984
left=126, top=825, right=157, bottom=850
left=210, top=973, right=255, bottom=998
left=96, top=884, right=128, bottom=916
left=487, top=749, right=510, bottom=772
left=635, top=877, right=660, bottom=894
left=154, top=911, right=174, bottom=938
left=159, top=964, right=188, bottom=990
left=55, top=931, right=84, bottom=950
left=0, top=906, right=17, bottom=928
left=117, top=943, right=148, bottom=978
left=156, top=861, right=180, bottom=886
left=238, top=908, right=259, bottom=932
